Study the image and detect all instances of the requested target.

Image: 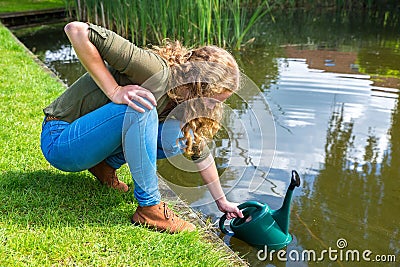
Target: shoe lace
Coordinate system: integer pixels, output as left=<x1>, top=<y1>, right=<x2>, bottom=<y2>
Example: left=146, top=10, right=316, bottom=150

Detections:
left=163, top=202, right=174, bottom=219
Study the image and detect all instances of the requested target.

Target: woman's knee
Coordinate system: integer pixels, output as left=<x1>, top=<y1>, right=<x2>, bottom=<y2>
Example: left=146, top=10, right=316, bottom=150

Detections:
left=157, top=119, right=186, bottom=158
left=124, top=105, right=158, bottom=125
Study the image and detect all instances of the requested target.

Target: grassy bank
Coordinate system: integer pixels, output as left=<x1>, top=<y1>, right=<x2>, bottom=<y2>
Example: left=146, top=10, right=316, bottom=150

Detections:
left=0, top=0, right=64, bottom=13
left=0, top=23, right=242, bottom=266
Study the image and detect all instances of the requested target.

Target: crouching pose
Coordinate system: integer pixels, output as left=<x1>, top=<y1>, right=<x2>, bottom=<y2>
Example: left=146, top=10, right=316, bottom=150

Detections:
left=40, top=21, right=243, bottom=233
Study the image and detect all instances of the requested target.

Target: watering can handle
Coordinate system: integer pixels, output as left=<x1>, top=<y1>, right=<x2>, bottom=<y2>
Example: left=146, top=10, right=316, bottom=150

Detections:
left=237, top=200, right=265, bottom=210
left=219, top=201, right=265, bottom=235
left=218, top=214, right=232, bottom=235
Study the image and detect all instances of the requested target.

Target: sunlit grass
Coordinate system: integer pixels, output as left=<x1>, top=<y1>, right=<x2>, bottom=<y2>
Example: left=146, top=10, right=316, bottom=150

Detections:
left=0, top=0, right=65, bottom=13
left=0, top=23, right=243, bottom=266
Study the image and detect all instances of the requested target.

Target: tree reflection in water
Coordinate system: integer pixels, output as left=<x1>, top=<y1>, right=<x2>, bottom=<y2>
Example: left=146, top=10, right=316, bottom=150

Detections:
left=292, top=100, right=400, bottom=257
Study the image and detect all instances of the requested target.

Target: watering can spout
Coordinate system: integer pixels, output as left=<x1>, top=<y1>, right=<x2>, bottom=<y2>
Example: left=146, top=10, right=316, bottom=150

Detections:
left=272, top=170, right=301, bottom=235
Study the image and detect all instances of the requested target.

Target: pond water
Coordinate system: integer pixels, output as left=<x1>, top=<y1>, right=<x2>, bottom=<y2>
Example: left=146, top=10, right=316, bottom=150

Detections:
left=14, top=9, right=400, bottom=266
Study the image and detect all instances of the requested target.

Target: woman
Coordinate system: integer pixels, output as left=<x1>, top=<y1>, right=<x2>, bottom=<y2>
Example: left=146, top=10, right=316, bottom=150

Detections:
left=41, top=21, right=243, bottom=233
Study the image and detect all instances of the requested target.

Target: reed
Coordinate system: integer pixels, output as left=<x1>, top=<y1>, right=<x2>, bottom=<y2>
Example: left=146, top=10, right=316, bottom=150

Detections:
left=284, top=0, right=397, bottom=10
left=64, top=0, right=272, bottom=49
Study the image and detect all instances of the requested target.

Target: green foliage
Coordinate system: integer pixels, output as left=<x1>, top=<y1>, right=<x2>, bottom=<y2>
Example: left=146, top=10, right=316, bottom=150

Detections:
left=65, top=0, right=272, bottom=49
left=273, top=0, right=399, bottom=10
left=0, top=24, right=240, bottom=266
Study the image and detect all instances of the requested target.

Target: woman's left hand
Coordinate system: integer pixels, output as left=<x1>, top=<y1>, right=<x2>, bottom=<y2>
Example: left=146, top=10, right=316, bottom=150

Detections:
left=216, top=199, right=244, bottom=220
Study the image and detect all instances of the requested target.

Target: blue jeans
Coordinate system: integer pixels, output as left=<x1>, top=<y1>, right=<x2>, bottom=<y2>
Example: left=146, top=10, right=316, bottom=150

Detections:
left=40, top=102, right=184, bottom=206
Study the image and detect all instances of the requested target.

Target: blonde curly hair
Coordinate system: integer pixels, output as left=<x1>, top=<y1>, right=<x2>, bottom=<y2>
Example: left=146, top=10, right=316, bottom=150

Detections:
left=152, top=41, right=240, bottom=156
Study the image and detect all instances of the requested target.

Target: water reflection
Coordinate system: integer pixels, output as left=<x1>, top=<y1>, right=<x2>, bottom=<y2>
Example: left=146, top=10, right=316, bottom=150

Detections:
left=291, top=100, right=400, bottom=266
left=13, top=9, right=400, bottom=265
left=14, top=24, right=86, bottom=85
left=222, top=55, right=399, bottom=265
left=161, top=55, right=399, bottom=265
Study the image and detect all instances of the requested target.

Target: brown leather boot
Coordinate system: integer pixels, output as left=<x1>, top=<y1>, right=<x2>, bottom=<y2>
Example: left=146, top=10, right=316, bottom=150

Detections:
left=88, top=160, right=129, bottom=192
left=131, top=202, right=196, bottom=233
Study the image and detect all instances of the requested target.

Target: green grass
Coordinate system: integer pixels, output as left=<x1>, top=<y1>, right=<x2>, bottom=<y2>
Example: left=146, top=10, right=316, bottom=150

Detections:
left=0, top=0, right=65, bottom=13
left=0, top=23, right=242, bottom=266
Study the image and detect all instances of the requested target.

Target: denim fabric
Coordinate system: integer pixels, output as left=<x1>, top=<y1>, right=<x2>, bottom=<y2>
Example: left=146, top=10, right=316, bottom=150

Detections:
left=41, top=102, right=185, bottom=206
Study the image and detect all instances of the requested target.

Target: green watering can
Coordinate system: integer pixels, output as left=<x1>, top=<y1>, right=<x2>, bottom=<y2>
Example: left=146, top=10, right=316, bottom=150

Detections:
left=219, top=170, right=301, bottom=250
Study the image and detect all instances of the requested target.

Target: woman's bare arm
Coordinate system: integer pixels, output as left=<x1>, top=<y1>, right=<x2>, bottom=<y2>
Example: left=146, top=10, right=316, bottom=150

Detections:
left=196, top=154, right=243, bottom=219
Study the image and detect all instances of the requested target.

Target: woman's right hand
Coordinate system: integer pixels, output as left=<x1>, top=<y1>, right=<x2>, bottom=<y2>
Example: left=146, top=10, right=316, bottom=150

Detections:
left=111, top=84, right=157, bottom=113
